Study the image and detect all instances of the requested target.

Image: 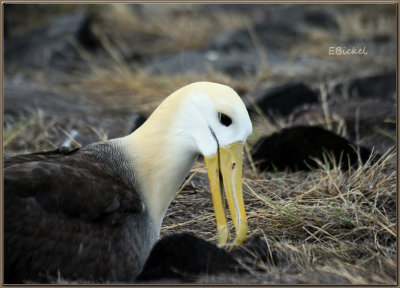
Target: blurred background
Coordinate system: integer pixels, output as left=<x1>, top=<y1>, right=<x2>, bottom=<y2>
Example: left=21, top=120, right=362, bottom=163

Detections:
left=3, top=4, right=397, bottom=284
left=3, top=3, right=396, bottom=154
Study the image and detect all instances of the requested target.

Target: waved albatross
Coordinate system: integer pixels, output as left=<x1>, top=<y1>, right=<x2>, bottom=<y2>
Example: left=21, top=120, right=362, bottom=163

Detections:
left=4, top=82, right=253, bottom=283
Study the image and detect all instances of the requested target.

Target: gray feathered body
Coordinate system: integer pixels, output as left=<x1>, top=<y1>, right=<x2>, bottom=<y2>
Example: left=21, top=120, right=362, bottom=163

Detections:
left=4, top=141, right=157, bottom=283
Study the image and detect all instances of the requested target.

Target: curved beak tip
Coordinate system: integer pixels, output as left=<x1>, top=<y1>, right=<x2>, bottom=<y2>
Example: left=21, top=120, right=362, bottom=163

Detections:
left=217, top=225, right=230, bottom=247
left=234, top=219, right=248, bottom=245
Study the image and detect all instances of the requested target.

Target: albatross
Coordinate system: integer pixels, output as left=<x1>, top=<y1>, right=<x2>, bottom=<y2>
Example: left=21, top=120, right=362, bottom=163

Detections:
left=4, top=82, right=253, bottom=283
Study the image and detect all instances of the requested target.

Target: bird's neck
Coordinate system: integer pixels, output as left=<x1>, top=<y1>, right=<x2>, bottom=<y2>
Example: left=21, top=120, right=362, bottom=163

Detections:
left=120, top=111, right=198, bottom=233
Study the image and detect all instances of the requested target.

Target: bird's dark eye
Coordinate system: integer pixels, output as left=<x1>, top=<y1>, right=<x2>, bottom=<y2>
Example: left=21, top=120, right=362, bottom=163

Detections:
left=218, top=113, right=232, bottom=126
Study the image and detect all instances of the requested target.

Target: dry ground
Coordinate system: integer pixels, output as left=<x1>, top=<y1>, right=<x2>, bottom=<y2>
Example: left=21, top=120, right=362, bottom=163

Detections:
left=4, top=3, right=397, bottom=285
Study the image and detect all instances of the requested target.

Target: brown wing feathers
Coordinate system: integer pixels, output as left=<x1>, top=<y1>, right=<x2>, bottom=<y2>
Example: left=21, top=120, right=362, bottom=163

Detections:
left=4, top=147, right=145, bottom=283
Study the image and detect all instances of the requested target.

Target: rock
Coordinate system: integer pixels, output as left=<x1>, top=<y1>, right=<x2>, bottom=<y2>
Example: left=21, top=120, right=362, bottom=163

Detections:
left=333, top=72, right=396, bottom=101
left=3, top=86, right=90, bottom=128
left=246, top=83, right=319, bottom=118
left=4, top=11, right=99, bottom=74
left=128, top=114, right=147, bottom=133
left=251, top=126, right=374, bottom=172
left=207, top=19, right=298, bottom=55
left=207, top=6, right=337, bottom=55
left=146, top=6, right=335, bottom=77
left=291, top=99, right=396, bottom=152
left=303, top=9, right=339, bottom=30
left=143, top=6, right=342, bottom=78
left=198, top=4, right=272, bottom=24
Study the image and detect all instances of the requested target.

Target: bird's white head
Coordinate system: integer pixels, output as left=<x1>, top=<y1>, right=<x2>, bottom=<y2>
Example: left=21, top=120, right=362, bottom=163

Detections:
left=170, top=82, right=252, bottom=157
left=125, top=82, right=252, bottom=247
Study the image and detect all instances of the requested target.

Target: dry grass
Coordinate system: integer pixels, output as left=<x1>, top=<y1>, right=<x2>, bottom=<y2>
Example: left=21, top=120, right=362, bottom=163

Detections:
left=5, top=112, right=396, bottom=284
left=286, top=4, right=396, bottom=62
left=161, top=148, right=396, bottom=284
left=97, top=4, right=253, bottom=54
left=69, top=64, right=236, bottom=116
left=4, top=112, right=59, bottom=153
left=47, top=6, right=255, bottom=116
left=4, top=112, right=107, bottom=154
left=34, top=3, right=272, bottom=117
left=335, top=4, right=396, bottom=42
left=64, top=35, right=257, bottom=116
left=4, top=3, right=396, bottom=285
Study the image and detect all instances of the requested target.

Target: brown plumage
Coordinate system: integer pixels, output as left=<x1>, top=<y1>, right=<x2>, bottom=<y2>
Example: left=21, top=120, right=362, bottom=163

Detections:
left=4, top=82, right=253, bottom=283
left=4, top=145, right=151, bottom=283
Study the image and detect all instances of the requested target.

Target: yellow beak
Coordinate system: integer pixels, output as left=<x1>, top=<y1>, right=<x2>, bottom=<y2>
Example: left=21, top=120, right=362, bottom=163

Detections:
left=204, top=141, right=248, bottom=247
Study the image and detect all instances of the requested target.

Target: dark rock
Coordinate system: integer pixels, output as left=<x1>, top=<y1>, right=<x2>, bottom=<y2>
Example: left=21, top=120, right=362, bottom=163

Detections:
left=128, top=114, right=147, bottom=133
left=146, top=5, right=310, bottom=77
left=4, top=11, right=99, bottom=73
left=291, top=99, right=396, bottom=153
left=198, top=4, right=272, bottom=24
left=333, top=72, right=396, bottom=101
left=304, top=9, right=339, bottom=30
left=207, top=7, right=296, bottom=54
left=145, top=6, right=341, bottom=78
left=246, top=83, right=319, bottom=118
left=207, top=19, right=299, bottom=55
left=4, top=4, right=83, bottom=38
left=251, top=126, right=374, bottom=172
left=207, top=6, right=337, bottom=55
left=3, top=86, right=89, bottom=128
left=135, top=233, right=241, bottom=282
